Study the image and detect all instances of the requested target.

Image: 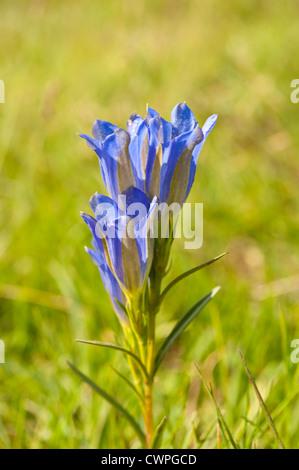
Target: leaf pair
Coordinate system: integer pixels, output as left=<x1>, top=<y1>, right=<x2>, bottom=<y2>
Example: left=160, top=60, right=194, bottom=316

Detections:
left=154, top=286, right=221, bottom=374
left=68, top=254, right=225, bottom=447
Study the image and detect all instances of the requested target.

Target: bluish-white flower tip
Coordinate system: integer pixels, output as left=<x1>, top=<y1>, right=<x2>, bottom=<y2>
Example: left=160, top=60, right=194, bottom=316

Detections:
left=199, top=114, right=218, bottom=141
left=80, top=211, right=90, bottom=220
left=80, top=211, right=94, bottom=226
left=211, top=286, right=221, bottom=297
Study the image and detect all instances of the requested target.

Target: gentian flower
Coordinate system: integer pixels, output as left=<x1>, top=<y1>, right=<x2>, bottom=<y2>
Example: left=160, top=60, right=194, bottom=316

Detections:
left=80, top=103, right=216, bottom=318
left=79, top=102, right=217, bottom=206
left=81, top=186, right=157, bottom=318
left=84, top=243, right=126, bottom=320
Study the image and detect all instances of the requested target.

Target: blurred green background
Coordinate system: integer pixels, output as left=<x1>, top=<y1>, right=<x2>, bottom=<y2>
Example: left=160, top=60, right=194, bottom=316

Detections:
left=1, top=0, right=299, bottom=449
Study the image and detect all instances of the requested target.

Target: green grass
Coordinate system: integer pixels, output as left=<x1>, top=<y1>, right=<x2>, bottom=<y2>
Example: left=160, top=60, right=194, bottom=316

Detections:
left=1, top=0, right=299, bottom=449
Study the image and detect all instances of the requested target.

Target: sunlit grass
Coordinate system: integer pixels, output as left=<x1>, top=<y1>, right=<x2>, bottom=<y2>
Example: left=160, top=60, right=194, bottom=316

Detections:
left=0, top=0, right=299, bottom=448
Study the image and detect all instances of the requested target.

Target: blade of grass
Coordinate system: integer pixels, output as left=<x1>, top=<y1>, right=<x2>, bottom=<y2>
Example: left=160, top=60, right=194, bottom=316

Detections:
left=239, top=351, right=285, bottom=449
left=194, top=363, right=239, bottom=449
left=241, top=416, right=264, bottom=434
left=181, top=416, right=197, bottom=449
left=67, top=361, right=145, bottom=445
left=196, top=418, right=217, bottom=448
left=0, top=283, right=73, bottom=312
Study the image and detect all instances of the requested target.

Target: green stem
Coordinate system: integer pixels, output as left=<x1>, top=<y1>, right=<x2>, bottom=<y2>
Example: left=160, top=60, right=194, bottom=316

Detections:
left=144, top=310, right=155, bottom=448
left=128, top=222, right=173, bottom=448
left=143, top=242, right=167, bottom=448
left=123, top=328, right=146, bottom=417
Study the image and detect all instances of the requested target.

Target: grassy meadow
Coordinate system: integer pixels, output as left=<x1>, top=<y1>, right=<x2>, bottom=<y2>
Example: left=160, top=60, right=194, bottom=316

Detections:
left=0, top=0, right=299, bottom=448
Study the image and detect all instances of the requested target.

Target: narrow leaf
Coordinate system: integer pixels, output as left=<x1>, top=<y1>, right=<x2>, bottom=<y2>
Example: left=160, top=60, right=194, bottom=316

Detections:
left=154, top=286, right=221, bottom=374
left=239, top=351, right=285, bottom=449
left=151, top=416, right=167, bottom=449
left=161, top=253, right=227, bottom=301
left=194, top=363, right=238, bottom=449
left=241, top=416, right=264, bottom=434
left=75, top=339, right=148, bottom=379
left=217, top=418, right=229, bottom=449
left=111, top=366, right=143, bottom=401
left=196, top=419, right=217, bottom=448
left=67, top=361, right=145, bottom=445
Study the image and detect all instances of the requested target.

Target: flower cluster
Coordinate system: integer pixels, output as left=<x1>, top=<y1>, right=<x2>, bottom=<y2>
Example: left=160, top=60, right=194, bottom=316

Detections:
left=80, top=103, right=217, bottom=320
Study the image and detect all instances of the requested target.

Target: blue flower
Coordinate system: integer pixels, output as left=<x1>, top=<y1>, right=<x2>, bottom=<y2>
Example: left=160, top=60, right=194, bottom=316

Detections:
left=84, top=244, right=126, bottom=320
left=80, top=102, right=217, bottom=206
left=81, top=186, right=157, bottom=316
left=80, top=103, right=216, bottom=316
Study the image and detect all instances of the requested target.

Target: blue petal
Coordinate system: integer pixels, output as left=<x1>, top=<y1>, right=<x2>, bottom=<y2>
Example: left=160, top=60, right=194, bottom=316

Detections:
left=158, top=118, right=173, bottom=144
left=79, top=133, right=102, bottom=152
left=84, top=245, right=103, bottom=266
left=79, top=133, right=108, bottom=189
left=121, top=186, right=150, bottom=213
left=80, top=212, right=102, bottom=252
left=171, top=102, right=196, bottom=135
left=103, top=229, right=125, bottom=285
left=144, top=117, right=173, bottom=198
left=134, top=196, right=157, bottom=281
left=146, top=105, right=160, bottom=118
left=89, top=192, right=119, bottom=220
left=185, top=114, right=218, bottom=199
left=120, top=188, right=153, bottom=289
left=101, top=129, right=135, bottom=200
left=81, top=210, right=124, bottom=285
left=92, top=119, right=118, bottom=142
left=202, top=114, right=218, bottom=138
left=80, top=129, right=135, bottom=200
left=127, top=113, right=143, bottom=139
left=146, top=110, right=173, bottom=143
left=128, top=119, right=149, bottom=193
left=85, top=246, right=126, bottom=321
left=144, top=117, right=161, bottom=198
left=160, top=126, right=204, bottom=204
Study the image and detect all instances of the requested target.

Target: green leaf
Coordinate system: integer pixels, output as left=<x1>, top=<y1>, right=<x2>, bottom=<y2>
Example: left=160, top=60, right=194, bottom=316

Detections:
left=194, top=363, right=239, bottom=449
left=154, top=286, right=221, bottom=374
left=111, top=366, right=143, bottom=401
left=75, top=339, right=148, bottom=379
left=239, top=351, right=285, bottom=449
left=160, top=253, right=227, bottom=301
left=67, top=361, right=145, bottom=445
left=151, top=416, right=167, bottom=449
